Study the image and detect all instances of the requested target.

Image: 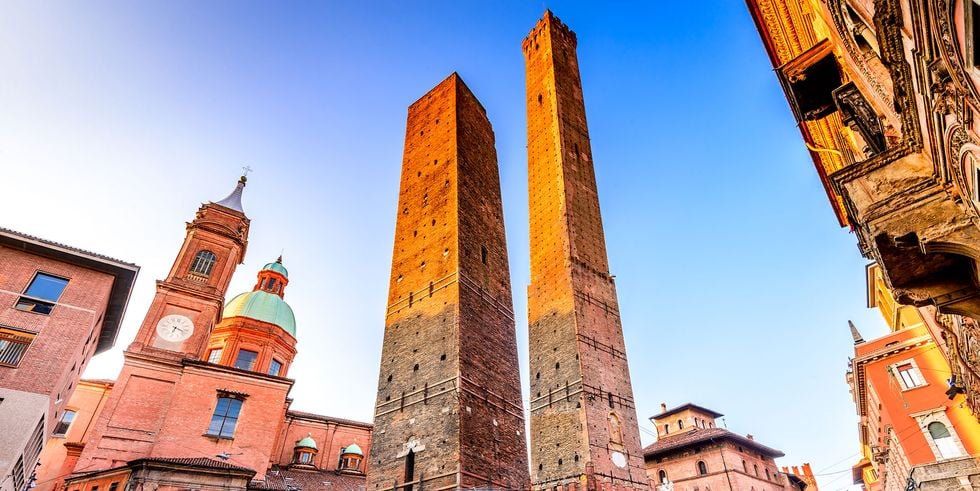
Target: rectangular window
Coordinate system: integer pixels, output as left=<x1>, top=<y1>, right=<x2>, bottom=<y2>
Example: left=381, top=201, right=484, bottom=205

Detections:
left=207, top=348, right=223, bottom=364
left=206, top=396, right=243, bottom=438
left=0, top=327, right=36, bottom=367
left=15, top=272, right=69, bottom=314
left=53, top=409, right=77, bottom=437
left=234, top=350, right=258, bottom=370
left=268, top=359, right=282, bottom=376
left=896, top=363, right=924, bottom=389
left=108, top=483, right=118, bottom=491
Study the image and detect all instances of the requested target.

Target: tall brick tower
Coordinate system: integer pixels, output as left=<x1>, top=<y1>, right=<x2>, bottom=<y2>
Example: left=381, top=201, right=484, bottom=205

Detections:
left=524, top=12, right=648, bottom=490
left=367, top=73, right=530, bottom=491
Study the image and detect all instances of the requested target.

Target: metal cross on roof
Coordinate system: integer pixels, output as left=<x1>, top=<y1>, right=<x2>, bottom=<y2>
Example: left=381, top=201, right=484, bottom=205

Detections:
left=242, top=165, right=253, bottom=177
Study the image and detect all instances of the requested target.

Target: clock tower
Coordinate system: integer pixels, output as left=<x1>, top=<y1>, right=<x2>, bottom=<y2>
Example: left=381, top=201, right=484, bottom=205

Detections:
left=128, top=175, right=250, bottom=359
left=75, top=175, right=257, bottom=471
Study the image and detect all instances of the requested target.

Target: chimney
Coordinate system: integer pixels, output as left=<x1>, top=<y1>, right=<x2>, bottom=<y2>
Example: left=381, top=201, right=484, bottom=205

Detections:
left=660, top=402, right=667, bottom=412
left=747, top=434, right=754, bottom=440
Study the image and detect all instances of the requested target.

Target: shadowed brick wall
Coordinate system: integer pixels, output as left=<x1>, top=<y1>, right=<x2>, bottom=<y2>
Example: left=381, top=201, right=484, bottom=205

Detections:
left=524, top=11, right=648, bottom=491
left=367, top=73, right=529, bottom=491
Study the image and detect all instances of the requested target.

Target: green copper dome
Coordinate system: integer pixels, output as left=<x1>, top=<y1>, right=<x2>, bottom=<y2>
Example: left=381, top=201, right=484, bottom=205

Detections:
left=295, top=434, right=317, bottom=450
left=342, top=443, right=363, bottom=456
left=262, top=258, right=288, bottom=278
left=223, top=290, right=296, bottom=336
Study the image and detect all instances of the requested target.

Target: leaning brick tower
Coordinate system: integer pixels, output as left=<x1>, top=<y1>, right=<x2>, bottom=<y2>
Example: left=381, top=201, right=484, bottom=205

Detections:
left=524, top=11, right=649, bottom=491
left=366, top=73, right=530, bottom=491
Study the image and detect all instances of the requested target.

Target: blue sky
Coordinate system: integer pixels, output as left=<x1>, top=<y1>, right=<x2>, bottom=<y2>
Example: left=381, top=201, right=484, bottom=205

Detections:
left=0, top=1, right=882, bottom=488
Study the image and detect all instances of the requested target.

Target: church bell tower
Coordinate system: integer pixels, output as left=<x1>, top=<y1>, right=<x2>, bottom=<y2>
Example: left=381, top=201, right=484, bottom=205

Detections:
left=128, top=175, right=250, bottom=359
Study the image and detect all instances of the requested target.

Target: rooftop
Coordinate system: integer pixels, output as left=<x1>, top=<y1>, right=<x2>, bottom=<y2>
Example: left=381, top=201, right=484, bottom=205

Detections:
left=643, top=427, right=785, bottom=460
left=652, top=403, right=724, bottom=420
left=0, top=227, right=139, bottom=354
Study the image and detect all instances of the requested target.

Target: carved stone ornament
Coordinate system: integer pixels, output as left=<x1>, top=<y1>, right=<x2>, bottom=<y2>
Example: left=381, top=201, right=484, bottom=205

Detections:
left=834, top=82, right=887, bottom=154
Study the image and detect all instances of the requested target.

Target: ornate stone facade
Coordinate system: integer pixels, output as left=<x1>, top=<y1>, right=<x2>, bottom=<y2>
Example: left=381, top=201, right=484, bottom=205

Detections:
left=748, top=0, right=980, bottom=420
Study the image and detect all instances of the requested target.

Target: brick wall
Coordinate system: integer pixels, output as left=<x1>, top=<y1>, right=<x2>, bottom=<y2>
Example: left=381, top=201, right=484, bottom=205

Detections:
left=524, top=12, right=647, bottom=490
left=367, top=73, right=529, bottom=491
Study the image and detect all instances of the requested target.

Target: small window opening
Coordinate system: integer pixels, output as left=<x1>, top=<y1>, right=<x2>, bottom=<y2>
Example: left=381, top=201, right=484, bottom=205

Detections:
left=404, top=449, right=416, bottom=491
left=481, top=245, right=488, bottom=265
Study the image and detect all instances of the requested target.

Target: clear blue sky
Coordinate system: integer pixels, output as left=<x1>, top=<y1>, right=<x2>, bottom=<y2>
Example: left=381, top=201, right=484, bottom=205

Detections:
left=0, top=2, right=882, bottom=488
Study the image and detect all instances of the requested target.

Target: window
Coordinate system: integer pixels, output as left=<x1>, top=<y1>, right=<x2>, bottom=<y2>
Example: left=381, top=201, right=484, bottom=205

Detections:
left=266, top=278, right=277, bottom=292
left=108, top=483, right=119, bottom=491
left=664, top=424, right=669, bottom=435
left=53, top=409, right=77, bottom=436
left=481, top=245, right=488, bottom=265
left=754, top=464, right=759, bottom=476
left=404, top=449, right=416, bottom=491
left=189, top=250, right=217, bottom=276
left=766, top=468, right=771, bottom=480
left=15, top=272, right=69, bottom=314
left=678, top=419, right=683, bottom=430
left=658, top=470, right=667, bottom=484
left=742, top=460, right=748, bottom=473
left=234, top=350, right=258, bottom=370
left=342, top=456, right=362, bottom=471
left=207, top=348, right=223, bottom=364
left=928, top=422, right=963, bottom=459
left=269, top=359, right=282, bottom=376
left=697, top=461, right=708, bottom=475
left=206, top=396, right=243, bottom=438
left=895, top=362, right=925, bottom=389
left=0, top=327, right=35, bottom=367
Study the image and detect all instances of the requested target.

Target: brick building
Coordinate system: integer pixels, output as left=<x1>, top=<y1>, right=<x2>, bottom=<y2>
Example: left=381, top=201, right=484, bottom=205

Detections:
left=847, top=264, right=980, bottom=490
left=523, top=11, right=647, bottom=491
left=642, top=404, right=807, bottom=491
left=366, top=73, right=530, bottom=491
left=0, top=228, right=138, bottom=491
left=33, top=177, right=371, bottom=491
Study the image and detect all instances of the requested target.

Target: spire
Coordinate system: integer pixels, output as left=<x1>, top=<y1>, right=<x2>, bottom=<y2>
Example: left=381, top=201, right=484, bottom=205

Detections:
left=849, top=320, right=865, bottom=344
left=213, top=174, right=247, bottom=213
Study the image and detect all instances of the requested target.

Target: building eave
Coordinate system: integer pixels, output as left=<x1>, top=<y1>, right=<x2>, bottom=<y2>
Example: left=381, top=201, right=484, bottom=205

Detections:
left=0, top=227, right=140, bottom=354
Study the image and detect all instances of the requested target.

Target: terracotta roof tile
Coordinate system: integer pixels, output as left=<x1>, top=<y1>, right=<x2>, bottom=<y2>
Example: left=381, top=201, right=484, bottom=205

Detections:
left=251, top=467, right=366, bottom=491
left=642, top=428, right=784, bottom=459
left=133, top=456, right=255, bottom=472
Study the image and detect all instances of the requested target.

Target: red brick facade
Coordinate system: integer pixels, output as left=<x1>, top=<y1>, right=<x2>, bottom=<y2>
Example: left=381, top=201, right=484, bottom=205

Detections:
left=36, top=179, right=373, bottom=491
left=366, top=73, right=530, bottom=491
left=0, top=229, right=138, bottom=491
left=524, top=11, right=648, bottom=490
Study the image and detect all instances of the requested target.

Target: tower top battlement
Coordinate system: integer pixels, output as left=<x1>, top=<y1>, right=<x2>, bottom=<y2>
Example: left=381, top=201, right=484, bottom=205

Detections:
left=523, top=10, right=576, bottom=51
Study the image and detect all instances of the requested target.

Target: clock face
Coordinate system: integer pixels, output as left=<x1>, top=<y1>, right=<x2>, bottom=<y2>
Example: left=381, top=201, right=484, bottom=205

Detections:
left=156, top=314, right=194, bottom=342
left=611, top=451, right=627, bottom=469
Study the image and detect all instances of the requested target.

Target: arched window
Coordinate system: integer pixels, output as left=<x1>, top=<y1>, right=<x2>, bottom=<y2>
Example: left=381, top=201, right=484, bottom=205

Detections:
left=697, top=461, right=708, bottom=475
left=765, top=468, right=771, bottom=480
left=190, top=250, right=217, bottom=276
left=658, top=470, right=667, bottom=484
left=928, top=421, right=962, bottom=459
left=664, top=424, right=669, bottom=435
left=754, top=464, right=759, bottom=476
left=678, top=419, right=683, bottom=429
left=742, top=460, right=748, bottom=473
